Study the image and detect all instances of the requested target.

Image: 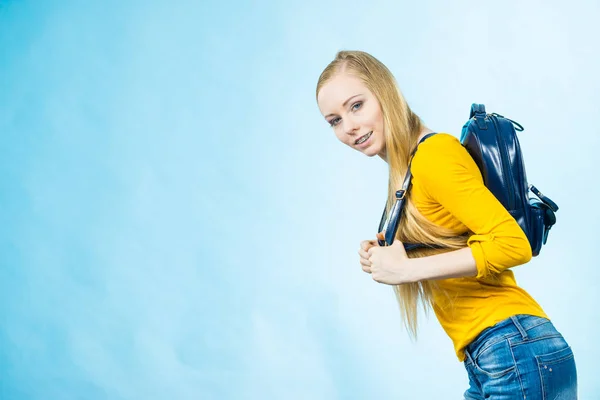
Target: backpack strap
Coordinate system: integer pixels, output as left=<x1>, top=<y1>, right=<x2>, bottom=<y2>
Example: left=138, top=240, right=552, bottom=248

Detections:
left=470, top=103, right=488, bottom=130
left=378, top=132, right=438, bottom=247
left=398, top=132, right=438, bottom=199
left=470, top=103, right=486, bottom=118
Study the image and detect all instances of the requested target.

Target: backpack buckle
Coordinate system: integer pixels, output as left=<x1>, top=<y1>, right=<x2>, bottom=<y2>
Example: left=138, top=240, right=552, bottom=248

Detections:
left=529, top=184, right=559, bottom=212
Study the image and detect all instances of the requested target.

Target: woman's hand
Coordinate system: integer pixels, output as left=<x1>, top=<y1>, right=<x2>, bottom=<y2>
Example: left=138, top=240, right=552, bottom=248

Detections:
left=365, top=232, right=415, bottom=285
left=358, top=238, right=379, bottom=274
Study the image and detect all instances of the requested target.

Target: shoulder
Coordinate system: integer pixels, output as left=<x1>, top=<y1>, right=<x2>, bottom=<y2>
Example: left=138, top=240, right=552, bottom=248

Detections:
left=411, top=133, right=469, bottom=177
left=417, top=132, right=462, bottom=154
left=410, top=132, right=484, bottom=200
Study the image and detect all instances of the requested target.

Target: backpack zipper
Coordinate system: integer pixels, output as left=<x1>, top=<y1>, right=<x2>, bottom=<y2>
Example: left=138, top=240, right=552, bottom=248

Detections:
left=488, top=114, right=515, bottom=210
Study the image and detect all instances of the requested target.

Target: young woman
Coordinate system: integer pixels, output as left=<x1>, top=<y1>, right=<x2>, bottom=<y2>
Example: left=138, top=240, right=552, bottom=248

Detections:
left=315, top=50, right=577, bottom=400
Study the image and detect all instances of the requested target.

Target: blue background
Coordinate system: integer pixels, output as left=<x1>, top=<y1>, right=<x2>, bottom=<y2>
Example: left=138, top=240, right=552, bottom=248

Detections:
left=1, top=0, right=598, bottom=398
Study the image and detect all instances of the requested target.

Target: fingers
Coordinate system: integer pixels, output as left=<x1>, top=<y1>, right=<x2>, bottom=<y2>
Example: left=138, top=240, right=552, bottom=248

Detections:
left=359, top=239, right=379, bottom=275
left=359, top=254, right=372, bottom=274
left=360, top=240, right=377, bottom=251
left=358, top=248, right=370, bottom=260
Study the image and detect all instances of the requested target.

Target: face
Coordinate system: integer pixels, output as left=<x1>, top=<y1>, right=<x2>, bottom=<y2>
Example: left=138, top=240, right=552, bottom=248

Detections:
left=317, top=72, right=386, bottom=158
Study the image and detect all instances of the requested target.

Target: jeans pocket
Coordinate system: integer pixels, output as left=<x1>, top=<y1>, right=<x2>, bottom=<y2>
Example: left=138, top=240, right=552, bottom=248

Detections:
left=536, top=346, right=577, bottom=400
left=473, top=339, right=516, bottom=378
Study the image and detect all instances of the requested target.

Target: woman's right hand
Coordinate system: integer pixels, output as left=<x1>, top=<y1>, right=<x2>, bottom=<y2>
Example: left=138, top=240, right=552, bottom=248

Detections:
left=358, top=239, right=379, bottom=274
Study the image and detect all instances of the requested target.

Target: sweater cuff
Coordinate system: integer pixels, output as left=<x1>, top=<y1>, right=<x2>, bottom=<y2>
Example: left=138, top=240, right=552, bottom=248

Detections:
left=467, top=234, right=494, bottom=280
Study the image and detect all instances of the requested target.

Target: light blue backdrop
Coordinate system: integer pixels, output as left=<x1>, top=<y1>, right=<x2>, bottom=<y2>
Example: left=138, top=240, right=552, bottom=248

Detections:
left=1, top=0, right=598, bottom=399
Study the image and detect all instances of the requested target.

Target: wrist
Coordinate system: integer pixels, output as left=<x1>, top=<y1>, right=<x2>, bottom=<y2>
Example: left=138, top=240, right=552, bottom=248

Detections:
left=403, top=257, right=427, bottom=283
left=406, top=247, right=478, bottom=282
left=408, top=257, right=428, bottom=283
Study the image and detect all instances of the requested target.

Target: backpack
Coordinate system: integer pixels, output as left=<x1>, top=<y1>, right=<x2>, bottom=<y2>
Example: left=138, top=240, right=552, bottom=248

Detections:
left=378, top=103, right=558, bottom=256
left=460, top=103, right=558, bottom=256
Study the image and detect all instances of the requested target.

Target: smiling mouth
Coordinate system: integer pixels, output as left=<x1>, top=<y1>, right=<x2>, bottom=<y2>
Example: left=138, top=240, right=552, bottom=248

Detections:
left=355, top=131, right=372, bottom=145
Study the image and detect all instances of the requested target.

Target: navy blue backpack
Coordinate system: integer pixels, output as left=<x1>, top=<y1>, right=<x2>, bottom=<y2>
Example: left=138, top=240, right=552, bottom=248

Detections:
left=378, top=103, right=558, bottom=256
left=461, top=104, right=558, bottom=256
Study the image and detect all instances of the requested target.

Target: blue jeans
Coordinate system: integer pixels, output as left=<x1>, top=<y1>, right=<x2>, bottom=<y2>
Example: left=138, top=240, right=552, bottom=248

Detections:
left=463, top=314, right=577, bottom=400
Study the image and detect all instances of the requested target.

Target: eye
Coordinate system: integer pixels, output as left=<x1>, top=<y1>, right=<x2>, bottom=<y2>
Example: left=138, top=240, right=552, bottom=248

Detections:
left=329, top=117, right=341, bottom=127
left=351, top=101, right=362, bottom=111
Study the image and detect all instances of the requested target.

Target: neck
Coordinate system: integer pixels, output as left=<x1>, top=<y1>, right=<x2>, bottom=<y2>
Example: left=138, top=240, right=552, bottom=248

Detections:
left=378, top=126, right=435, bottom=163
left=417, top=127, right=435, bottom=143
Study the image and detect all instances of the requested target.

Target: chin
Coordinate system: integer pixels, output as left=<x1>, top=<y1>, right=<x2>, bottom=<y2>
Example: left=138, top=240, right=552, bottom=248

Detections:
left=366, top=143, right=382, bottom=156
left=358, top=148, right=376, bottom=157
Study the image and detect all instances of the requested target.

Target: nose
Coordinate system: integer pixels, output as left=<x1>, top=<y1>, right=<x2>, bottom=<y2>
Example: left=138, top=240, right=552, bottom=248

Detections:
left=342, top=114, right=360, bottom=136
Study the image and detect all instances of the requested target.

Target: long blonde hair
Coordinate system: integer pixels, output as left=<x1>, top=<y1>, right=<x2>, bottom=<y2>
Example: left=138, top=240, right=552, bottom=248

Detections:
left=316, top=50, right=469, bottom=337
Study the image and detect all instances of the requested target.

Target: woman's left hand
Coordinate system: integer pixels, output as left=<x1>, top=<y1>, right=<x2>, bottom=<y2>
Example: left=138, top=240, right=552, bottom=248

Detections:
left=367, top=232, right=415, bottom=285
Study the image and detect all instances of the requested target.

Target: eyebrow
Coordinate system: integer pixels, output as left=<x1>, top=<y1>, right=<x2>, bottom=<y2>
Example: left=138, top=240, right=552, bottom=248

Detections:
left=324, top=94, right=363, bottom=119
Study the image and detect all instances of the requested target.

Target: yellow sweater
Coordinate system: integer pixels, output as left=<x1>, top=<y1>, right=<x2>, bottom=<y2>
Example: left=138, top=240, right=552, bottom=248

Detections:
left=410, top=133, right=547, bottom=361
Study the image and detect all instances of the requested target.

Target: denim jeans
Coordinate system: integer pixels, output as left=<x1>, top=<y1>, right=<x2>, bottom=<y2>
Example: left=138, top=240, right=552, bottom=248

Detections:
left=463, top=314, right=577, bottom=400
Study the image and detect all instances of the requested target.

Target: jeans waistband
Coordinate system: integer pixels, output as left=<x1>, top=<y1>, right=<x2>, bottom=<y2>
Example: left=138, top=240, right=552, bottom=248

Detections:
left=465, top=314, right=550, bottom=358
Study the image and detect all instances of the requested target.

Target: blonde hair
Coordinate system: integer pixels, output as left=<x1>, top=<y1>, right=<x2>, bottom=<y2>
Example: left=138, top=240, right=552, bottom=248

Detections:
left=316, top=50, right=469, bottom=337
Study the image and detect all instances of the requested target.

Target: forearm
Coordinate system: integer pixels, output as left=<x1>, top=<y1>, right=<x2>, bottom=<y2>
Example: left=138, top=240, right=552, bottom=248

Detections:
left=410, top=247, right=478, bottom=282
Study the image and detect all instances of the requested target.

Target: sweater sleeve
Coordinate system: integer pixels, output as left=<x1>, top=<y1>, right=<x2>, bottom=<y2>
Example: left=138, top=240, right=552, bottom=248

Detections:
left=411, top=134, right=532, bottom=279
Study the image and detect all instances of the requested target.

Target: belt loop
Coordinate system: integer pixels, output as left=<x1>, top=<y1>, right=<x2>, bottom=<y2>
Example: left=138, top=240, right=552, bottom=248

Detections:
left=510, top=315, right=528, bottom=340
left=464, top=347, right=475, bottom=365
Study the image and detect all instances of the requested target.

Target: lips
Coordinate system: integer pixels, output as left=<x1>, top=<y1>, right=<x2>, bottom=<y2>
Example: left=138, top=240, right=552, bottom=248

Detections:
left=355, top=131, right=373, bottom=145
